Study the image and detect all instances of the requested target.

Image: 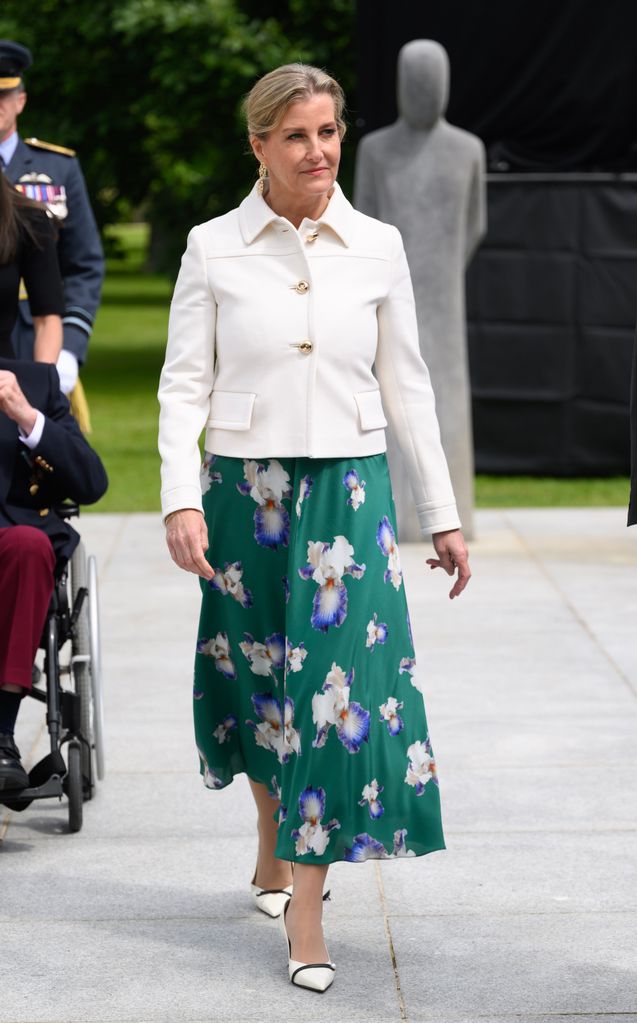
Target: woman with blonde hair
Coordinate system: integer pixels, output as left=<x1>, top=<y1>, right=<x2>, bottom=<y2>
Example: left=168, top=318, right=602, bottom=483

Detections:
left=158, top=62, right=470, bottom=992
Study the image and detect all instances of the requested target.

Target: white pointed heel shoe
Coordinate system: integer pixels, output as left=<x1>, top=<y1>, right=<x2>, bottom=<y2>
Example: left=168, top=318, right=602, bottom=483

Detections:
left=250, top=872, right=293, bottom=918
left=279, top=900, right=335, bottom=992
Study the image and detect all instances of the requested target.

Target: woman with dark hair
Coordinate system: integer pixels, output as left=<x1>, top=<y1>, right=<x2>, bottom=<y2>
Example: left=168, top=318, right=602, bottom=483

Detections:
left=0, top=172, right=63, bottom=361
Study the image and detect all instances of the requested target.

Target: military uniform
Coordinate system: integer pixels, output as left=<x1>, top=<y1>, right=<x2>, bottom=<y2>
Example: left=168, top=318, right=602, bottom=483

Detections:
left=6, top=136, right=104, bottom=366
left=0, top=38, right=104, bottom=369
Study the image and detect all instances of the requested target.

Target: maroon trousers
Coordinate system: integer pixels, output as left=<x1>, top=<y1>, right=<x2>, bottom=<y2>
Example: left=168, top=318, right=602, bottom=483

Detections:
left=0, top=526, right=56, bottom=691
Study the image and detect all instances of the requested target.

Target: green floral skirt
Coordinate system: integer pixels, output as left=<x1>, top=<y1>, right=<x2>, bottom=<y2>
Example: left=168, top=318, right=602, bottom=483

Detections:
left=194, top=452, right=445, bottom=864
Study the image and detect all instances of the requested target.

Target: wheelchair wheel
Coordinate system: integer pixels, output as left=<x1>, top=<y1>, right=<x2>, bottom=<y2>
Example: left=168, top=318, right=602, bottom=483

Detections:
left=88, top=555, right=105, bottom=781
left=70, top=544, right=91, bottom=780
left=67, top=741, right=83, bottom=833
left=70, top=543, right=105, bottom=790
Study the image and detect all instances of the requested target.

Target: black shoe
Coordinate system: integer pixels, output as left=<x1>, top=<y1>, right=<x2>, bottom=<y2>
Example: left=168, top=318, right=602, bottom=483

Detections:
left=0, top=733, right=29, bottom=791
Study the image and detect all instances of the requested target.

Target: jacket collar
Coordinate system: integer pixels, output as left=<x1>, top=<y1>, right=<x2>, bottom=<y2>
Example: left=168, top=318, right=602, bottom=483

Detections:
left=238, top=180, right=353, bottom=247
left=5, top=135, right=32, bottom=181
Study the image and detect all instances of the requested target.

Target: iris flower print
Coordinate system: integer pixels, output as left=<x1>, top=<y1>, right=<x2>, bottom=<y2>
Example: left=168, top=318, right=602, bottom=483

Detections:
left=366, top=612, right=388, bottom=650
left=298, top=535, right=366, bottom=632
left=358, top=779, right=385, bottom=820
left=295, top=474, right=313, bottom=517
left=193, top=686, right=204, bottom=700
left=212, top=715, right=238, bottom=744
left=291, top=786, right=341, bottom=856
left=200, top=453, right=223, bottom=494
left=197, top=747, right=224, bottom=789
left=237, top=458, right=291, bottom=549
left=282, top=575, right=290, bottom=603
left=379, top=696, right=405, bottom=735
left=246, top=692, right=301, bottom=763
left=268, top=777, right=287, bottom=822
left=390, top=828, right=415, bottom=858
left=239, top=631, right=285, bottom=676
left=344, top=829, right=416, bottom=861
left=399, top=656, right=425, bottom=695
left=286, top=639, right=308, bottom=674
left=311, top=662, right=371, bottom=753
left=344, top=832, right=388, bottom=862
left=376, top=516, right=403, bottom=590
left=197, top=632, right=237, bottom=680
left=311, top=663, right=352, bottom=747
left=209, top=560, right=253, bottom=608
left=342, top=468, right=366, bottom=510
left=405, top=736, right=438, bottom=794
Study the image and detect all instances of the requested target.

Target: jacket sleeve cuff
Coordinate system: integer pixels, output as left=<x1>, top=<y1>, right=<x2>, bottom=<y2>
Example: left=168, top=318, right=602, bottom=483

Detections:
left=62, top=323, right=91, bottom=364
left=416, top=502, right=462, bottom=537
left=161, top=485, right=204, bottom=523
left=18, top=409, right=45, bottom=448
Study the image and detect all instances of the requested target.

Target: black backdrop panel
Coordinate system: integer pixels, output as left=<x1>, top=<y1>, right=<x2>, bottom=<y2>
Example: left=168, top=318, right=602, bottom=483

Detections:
left=470, top=400, right=569, bottom=473
left=466, top=177, right=637, bottom=474
left=357, top=0, right=637, bottom=170
left=469, top=325, right=575, bottom=399
left=470, top=252, right=576, bottom=325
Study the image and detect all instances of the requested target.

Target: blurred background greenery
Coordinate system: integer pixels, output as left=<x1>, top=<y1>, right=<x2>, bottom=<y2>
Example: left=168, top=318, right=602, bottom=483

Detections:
left=0, top=1, right=629, bottom=513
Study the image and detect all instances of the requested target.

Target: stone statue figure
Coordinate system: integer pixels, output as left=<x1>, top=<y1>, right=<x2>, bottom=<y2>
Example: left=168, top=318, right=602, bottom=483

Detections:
left=354, top=39, right=486, bottom=540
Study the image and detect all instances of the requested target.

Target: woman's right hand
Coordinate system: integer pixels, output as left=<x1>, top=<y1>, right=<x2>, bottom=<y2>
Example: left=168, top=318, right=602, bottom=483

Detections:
left=165, top=509, right=215, bottom=580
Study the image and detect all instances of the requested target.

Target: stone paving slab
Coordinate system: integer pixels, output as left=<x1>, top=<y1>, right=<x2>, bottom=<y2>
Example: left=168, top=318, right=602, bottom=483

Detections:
left=431, top=711, right=637, bottom=765
left=393, top=912, right=637, bottom=1018
left=439, top=763, right=637, bottom=832
left=379, top=830, right=637, bottom=916
left=0, top=832, right=382, bottom=922
left=2, top=913, right=397, bottom=1022
left=410, top=1016, right=637, bottom=1023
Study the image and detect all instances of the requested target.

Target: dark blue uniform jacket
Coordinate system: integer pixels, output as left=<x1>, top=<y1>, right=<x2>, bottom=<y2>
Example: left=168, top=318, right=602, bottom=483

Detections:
left=0, top=358, right=108, bottom=565
left=6, top=137, right=104, bottom=364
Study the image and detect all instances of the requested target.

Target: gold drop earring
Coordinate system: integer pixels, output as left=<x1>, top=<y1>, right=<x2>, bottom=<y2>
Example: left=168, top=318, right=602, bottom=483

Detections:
left=257, top=162, right=268, bottom=195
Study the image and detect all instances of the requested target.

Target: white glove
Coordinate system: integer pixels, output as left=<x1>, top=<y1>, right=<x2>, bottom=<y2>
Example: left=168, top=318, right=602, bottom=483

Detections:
left=56, top=349, right=80, bottom=395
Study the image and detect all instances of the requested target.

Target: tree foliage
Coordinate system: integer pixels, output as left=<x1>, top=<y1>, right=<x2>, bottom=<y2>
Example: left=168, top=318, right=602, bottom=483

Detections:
left=0, top=0, right=356, bottom=272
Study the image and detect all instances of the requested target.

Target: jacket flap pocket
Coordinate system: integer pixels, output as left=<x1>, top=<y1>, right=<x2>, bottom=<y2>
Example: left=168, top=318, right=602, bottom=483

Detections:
left=207, top=390, right=256, bottom=430
left=354, top=389, right=387, bottom=430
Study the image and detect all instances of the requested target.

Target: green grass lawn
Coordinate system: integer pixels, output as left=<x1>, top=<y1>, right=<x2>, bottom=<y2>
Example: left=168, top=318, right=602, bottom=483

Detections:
left=82, top=224, right=171, bottom=512
left=83, top=223, right=630, bottom=513
left=475, top=474, right=629, bottom=507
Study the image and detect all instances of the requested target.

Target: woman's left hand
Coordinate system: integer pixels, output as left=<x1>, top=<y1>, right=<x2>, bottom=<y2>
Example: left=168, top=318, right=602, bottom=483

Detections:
left=426, top=528, right=471, bottom=599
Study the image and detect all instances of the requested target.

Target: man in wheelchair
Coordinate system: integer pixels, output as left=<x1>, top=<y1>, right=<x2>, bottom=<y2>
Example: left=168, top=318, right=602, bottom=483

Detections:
left=0, top=357, right=107, bottom=792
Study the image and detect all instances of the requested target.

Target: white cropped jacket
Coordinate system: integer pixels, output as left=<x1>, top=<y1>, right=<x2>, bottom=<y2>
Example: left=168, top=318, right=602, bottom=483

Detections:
left=158, top=181, right=461, bottom=535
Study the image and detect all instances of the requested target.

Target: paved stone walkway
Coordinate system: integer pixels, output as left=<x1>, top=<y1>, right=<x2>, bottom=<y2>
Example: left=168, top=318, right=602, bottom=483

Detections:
left=2, top=509, right=636, bottom=1023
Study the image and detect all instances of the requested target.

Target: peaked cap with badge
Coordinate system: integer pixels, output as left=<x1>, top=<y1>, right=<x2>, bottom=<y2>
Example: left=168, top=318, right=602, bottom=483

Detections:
left=0, top=39, right=31, bottom=91
left=0, top=39, right=104, bottom=366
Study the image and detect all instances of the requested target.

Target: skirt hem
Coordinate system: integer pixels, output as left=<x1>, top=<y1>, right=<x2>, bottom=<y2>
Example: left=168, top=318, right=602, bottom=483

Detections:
left=200, top=766, right=447, bottom=865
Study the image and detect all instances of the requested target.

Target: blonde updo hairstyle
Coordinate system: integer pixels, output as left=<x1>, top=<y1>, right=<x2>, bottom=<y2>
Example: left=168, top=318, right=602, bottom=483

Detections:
left=244, top=63, right=347, bottom=160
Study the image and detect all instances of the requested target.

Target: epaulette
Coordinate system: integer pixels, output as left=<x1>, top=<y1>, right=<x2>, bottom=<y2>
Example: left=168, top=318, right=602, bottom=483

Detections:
left=24, top=137, right=76, bottom=157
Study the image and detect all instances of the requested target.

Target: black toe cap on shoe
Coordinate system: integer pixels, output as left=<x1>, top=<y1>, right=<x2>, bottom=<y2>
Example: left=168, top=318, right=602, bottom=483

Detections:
left=0, top=761, right=30, bottom=791
left=0, top=735, right=29, bottom=791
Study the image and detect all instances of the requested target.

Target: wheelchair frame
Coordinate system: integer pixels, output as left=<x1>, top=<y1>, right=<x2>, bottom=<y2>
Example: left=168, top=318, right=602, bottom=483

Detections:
left=0, top=505, right=104, bottom=833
